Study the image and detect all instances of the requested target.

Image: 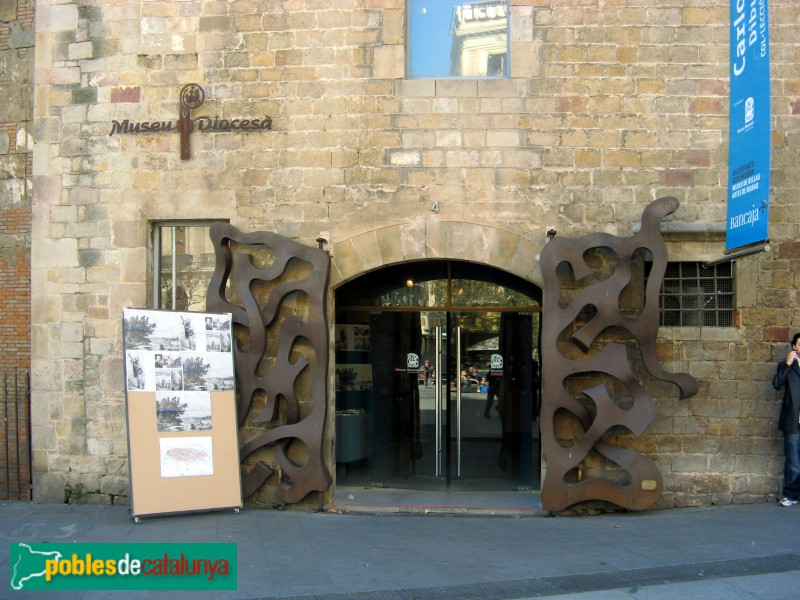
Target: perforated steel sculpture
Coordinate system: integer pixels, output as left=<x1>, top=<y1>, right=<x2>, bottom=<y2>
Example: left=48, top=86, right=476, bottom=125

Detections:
left=207, top=223, right=332, bottom=503
left=540, top=197, right=698, bottom=511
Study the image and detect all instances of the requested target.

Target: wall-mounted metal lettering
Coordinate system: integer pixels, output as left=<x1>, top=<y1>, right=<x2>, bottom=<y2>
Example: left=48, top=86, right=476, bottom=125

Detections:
left=109, top=118, right=272, bottom=136
left=107, top=84, right=273, bottom=160
left=109, top=117, right=272, bottom=136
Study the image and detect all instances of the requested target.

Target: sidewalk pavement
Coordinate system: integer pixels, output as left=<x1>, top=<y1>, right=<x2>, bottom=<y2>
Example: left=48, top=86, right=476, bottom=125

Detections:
left=1, top=499, right=798, bottom=599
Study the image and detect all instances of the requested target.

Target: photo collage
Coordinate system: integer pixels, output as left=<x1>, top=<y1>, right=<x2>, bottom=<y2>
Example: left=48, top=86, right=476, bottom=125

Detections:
left=123, top=309, right=235, bottom=479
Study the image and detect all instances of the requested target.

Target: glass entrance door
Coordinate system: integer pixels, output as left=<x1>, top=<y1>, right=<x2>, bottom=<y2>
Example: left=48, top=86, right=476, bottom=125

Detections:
left=335, top=308, right=539, bottom=492
left=334, top=260, right=541, bottom=493
left=368, top=310, right=447, bottom=490
left=449, top=311, right=536, bottom=490
left=334, top=310, right=447, bottom=491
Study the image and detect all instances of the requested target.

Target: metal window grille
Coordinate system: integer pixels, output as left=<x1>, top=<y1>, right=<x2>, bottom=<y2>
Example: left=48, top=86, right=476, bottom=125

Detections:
left=1, top=369, right=31, bottom=501
left=646, top=262, right=735, bottom=327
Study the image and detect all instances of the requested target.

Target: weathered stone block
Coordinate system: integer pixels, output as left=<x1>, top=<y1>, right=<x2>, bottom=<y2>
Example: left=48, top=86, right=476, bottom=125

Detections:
left=373, top=45, right=403, bottom=79
left=100, top=475, right=130, bottom=497
left=39, top=4, right=79, bottom=32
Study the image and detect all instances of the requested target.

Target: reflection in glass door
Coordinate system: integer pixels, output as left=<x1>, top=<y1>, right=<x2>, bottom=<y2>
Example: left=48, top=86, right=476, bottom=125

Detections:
left=335, top=309, right=539, bottom=492
left=334, top=261, right=541, bottom=493
left=367, top=310, right=447, bottom=491
left=450, top=312, right=536, bottom=490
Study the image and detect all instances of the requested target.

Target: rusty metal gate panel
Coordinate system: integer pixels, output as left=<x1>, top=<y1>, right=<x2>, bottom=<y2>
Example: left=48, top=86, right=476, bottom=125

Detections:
left=207, top=223, right=332, bottom=505
left=0, top=368, right=31, bottom=501
left=539, top=197, right=698, bottom=512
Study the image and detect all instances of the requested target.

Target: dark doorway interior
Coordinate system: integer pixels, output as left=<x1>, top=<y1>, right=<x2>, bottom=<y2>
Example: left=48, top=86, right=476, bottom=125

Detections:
left=334, top=261, right=542, bottom=495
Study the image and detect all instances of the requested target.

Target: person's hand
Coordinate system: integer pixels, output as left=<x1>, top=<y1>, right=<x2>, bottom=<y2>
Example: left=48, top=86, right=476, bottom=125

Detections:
left=787, top=350, right=799, bottom=366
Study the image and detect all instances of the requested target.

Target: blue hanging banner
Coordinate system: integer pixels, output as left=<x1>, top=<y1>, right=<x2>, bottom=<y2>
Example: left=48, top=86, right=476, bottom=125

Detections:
left=726, top=0, right=770, bottom=252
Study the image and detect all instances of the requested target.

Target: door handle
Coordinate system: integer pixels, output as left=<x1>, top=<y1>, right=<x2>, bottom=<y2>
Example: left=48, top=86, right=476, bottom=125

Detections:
left=435, top=326, right=442, bottom=477
left=456, top=325, right=462, bottom=478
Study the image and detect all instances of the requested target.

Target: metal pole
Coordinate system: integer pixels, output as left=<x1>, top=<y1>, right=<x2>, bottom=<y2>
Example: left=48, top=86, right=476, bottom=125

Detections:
left=435, top=326, right=441, bottom=476
left=456, top=326, right=462, bottom=478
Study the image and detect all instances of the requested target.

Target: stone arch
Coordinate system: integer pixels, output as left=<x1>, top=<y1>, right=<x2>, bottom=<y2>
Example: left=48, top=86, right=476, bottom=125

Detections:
left=330, top=219, right=544, bottom=289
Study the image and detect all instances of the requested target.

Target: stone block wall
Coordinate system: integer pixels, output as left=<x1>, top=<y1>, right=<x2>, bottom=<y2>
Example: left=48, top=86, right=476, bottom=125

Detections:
left=25, top=0, right=800, bottom=508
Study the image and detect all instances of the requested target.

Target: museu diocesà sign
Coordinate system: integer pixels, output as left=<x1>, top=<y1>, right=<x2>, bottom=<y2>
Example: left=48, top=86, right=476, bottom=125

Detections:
left=109, top=115, right=272, bottom=135
left=108, top=84, right=272, bottom=160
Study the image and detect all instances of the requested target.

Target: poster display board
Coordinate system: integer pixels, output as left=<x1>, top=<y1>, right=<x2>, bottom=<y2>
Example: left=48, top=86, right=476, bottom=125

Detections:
left=122, top=309, right=242, bottom=518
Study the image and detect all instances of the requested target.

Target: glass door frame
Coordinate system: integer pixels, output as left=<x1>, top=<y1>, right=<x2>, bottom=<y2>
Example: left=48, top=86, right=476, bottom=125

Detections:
left=334, top=260, right=542, bottom=492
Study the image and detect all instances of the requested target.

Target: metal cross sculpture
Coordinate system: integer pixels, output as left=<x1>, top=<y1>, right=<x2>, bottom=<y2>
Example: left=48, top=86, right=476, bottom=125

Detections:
left=179, top=83, right=204, bottom=160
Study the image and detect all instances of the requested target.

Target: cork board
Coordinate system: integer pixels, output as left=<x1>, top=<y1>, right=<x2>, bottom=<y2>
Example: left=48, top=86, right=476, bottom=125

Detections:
left=123, top=309, right=242, bottom=518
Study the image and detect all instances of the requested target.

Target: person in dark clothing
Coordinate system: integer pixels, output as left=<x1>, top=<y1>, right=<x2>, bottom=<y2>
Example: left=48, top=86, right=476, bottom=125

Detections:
left=483, top=371, right=500, bottom=418
left=772, top=332, right=800, bottom=506
left=422, top=359, right=432, bottom=388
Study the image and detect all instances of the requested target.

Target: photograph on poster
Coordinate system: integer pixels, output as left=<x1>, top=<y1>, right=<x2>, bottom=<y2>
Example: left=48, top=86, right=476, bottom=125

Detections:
left=182, top=353, right=236, bottom=391
left=170, top=370, right=183, bottom=390
left=154, top=352, right=182, bottom=369
left=156, top=391, right=212, bottom=433
left=153, top=355, right=184, bottom=390
left=180, top=315, right=200, bottom=351
left=124, top=309, right=181, bottom=351
left=160, top=436, right=214, bottom=478
left=205, top=331, right=232, bottom=353
left=126, top=351, right=151, bottom=391
left=123, top=311, right=235, bottom=393
left=335, top=324, right=371, bottom=351
left=353, top=326, right=370, bottom=351
left=155, top=369, right=173, bottom=391
left=205, top=315, right=232, bottom=332
left=335, top=364, right=373, bottom=391
left=335, top=324, right=348, bottom=351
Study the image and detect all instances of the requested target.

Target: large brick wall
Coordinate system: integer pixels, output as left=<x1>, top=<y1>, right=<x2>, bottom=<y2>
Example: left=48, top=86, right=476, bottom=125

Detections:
left=27, top=0, right=800, bottom=509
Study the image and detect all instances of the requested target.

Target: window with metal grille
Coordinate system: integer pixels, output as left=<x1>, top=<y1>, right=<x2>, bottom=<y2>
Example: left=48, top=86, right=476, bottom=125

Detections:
left=645, top=262, right=735, bottom=327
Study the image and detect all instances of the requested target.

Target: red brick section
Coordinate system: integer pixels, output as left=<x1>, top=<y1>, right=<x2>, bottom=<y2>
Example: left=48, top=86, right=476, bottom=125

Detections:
left=0, top=123, right=16, bottom=152
left=764, top=326, right=789, bottom=343
left=111, top=87, right=141, bottom=103
left=0, top=210, right=30, bottom=370
left=0, top=0, right=34, bottom=52
left=778, top=241, right=800, bottom=260
left=659, top=170, right=695, bottom=186
left=0, top=206, right=30, bottom=500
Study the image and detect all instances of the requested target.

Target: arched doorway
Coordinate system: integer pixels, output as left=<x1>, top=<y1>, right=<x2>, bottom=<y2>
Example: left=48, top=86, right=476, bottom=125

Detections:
left=333, top=260, right=542, bottom=496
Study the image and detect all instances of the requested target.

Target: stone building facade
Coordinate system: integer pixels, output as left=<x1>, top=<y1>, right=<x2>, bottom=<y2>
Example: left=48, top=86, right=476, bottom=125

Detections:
left=13, top=0, right=800, bottom=510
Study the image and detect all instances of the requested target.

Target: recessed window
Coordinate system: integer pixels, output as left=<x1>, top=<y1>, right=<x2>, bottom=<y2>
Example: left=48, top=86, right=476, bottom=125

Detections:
left=407, top=0, right=510, bottom=79
left=154, top=222, right=219, bottom=311
left=645, top=262, right=735, bottom=327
